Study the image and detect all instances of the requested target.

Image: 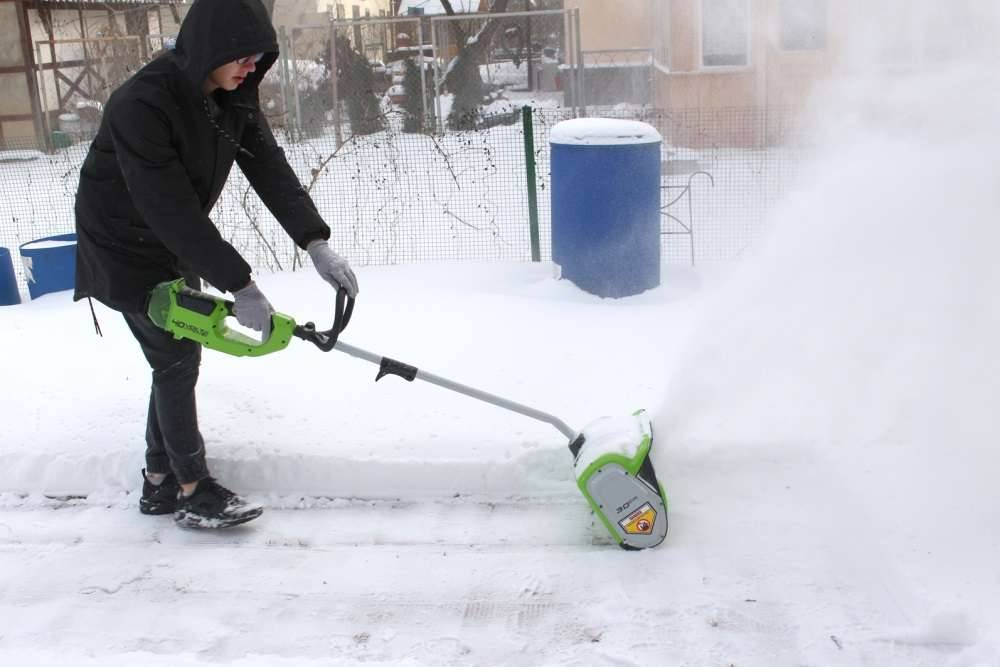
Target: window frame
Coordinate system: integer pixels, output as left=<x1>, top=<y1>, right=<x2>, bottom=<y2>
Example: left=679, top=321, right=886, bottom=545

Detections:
left=698, top=0, right=753, bottom=71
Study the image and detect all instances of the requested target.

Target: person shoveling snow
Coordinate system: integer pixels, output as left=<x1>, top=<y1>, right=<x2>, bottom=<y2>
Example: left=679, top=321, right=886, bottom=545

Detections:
left=72, top=0, right=357, bottom=529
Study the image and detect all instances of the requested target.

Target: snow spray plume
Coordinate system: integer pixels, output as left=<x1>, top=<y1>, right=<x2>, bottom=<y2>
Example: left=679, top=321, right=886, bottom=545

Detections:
left=656, top=0, right=1000, bottom=451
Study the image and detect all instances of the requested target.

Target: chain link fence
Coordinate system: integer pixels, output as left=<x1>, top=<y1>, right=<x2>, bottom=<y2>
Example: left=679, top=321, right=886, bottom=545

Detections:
left=427, top=9, right=581, bottom=128
left=216, top=108, right=536, bottom=272
left=0, top=102, right=805, bottom=297
left=32, top=35, right=147, bottom=145
left=571, top=48, right=655, bottom=109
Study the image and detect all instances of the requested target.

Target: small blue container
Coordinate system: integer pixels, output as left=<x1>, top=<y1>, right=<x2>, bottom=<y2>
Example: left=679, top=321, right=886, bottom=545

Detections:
left=550, top=119, right=662, bottom=298
left=20, top=233, right=77, bottom=300
left=0, top=247, right=20, bottom=305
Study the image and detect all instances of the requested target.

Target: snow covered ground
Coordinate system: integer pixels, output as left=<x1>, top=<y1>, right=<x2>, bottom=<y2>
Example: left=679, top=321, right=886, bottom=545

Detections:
left=3, top=10, right=1000, bottom=666
left=0, top=262, right=710, bottom=666
left=3, top=245, right=997, bottom=665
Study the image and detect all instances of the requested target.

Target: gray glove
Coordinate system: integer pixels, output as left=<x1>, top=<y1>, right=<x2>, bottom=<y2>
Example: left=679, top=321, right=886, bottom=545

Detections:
left=232, top=281, right=274, bottom=340
left=307, top=239, right=358, bottom=297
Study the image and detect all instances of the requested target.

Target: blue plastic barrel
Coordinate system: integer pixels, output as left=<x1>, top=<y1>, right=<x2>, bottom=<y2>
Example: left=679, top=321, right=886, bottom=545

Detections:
left=20, top=233, right=77, bottom=299
left=0, top=247, right=20, bottom=305
left=550, top=118, right=662, bottom=298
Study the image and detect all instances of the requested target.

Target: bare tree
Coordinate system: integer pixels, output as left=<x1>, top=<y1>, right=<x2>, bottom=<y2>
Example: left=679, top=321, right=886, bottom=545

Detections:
left=439, top=0, right=512, bottom=129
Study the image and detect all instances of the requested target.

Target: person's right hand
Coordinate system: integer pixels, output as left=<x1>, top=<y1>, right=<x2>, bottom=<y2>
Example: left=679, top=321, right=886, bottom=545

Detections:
left=232, top=280, right=274, bottom=340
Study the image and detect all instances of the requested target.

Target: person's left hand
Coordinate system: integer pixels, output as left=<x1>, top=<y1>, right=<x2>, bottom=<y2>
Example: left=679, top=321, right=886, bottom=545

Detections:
left=307, top=239, right=358, bottom=297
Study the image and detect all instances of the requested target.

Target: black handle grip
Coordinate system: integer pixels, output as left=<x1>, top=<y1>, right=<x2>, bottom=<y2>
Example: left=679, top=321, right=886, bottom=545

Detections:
left=293, top=287, right=355, bottom=351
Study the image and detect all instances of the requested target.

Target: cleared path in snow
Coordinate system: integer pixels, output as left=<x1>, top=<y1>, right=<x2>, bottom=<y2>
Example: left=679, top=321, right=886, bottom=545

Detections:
left=0, top=452, right=963, bottom=667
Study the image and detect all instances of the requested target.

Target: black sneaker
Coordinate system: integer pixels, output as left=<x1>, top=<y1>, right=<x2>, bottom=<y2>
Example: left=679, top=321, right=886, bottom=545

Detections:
left=174, top=477, right=263, bottom=529
left=139, top=469, right=180, bottom=515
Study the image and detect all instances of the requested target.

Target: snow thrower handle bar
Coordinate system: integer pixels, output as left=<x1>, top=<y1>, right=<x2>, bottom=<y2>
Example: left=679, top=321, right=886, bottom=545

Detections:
left=291, top=288, right=355, bottom=351
left=147, top=279, right=353, bottom=357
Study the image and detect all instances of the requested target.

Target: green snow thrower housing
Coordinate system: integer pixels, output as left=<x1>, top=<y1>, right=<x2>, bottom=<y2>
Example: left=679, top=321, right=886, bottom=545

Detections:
left=148, top=278, right=668, bottom=550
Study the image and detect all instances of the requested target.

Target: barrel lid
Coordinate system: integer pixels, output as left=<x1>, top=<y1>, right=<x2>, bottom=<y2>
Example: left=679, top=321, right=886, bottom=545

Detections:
left=550, top=118, right=662, bottom=146
left=21, top=235, right=76, bottom=251
left=21, top=240, right=75, bottom=250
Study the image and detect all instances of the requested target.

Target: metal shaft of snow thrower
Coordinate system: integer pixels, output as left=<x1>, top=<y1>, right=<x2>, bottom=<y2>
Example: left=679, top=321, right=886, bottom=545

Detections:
left=332, top=340, right=578, bottom=441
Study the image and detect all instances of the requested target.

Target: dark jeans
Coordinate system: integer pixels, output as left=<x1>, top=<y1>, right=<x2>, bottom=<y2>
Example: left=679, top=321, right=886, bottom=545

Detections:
left=123, top=309, right=209, bottom=485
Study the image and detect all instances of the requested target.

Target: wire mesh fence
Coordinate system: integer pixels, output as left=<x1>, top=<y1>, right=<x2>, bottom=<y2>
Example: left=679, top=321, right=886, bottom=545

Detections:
left=428, top=9, right=579, bottom=129
left=217, top=108, right=535, bottom=272
left=529, top=106, right=806, bottom=264
left=0, top=103, right=806, bottom=296
left=574, top=48, right=655, bottom=108
left=33, top=36, right=147, bottom=143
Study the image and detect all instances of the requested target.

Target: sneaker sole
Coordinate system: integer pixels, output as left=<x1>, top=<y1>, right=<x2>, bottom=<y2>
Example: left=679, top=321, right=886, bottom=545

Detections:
left=174, top=506, right=264, bottom=529
left=140, top=500, right=178, bottom=515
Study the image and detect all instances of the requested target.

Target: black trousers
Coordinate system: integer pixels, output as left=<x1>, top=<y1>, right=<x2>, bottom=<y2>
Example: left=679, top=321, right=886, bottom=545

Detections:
left=122, top=309, right=209, bottom=485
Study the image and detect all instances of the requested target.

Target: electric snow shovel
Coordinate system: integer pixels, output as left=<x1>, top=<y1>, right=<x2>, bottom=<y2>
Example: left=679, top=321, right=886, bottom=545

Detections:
left=147, top=278, right=668, bottom=550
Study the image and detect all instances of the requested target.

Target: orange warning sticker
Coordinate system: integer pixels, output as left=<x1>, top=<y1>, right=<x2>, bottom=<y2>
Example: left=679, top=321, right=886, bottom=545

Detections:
left=618, top=503, right=656, bottom=535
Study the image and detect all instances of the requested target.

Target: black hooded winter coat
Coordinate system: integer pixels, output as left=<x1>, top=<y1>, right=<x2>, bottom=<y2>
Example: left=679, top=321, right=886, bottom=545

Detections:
left=74, top=0, right=330, bottom=312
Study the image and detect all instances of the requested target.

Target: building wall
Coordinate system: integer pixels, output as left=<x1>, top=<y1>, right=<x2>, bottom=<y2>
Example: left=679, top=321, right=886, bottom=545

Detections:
left=277, top=0, right=326, bottom=27
left=273, top=0, right=329, bottom=59
left=395, top=0, right=482, bottom=15
left=563, top=0, right=654, bottom=52
left=653, top=0, right=848, bottom=114
left=322, top=0, right=393, bottom=20
left=0, top=3, right=22, bottom=66
left=0, top=0, right=34, bottom=142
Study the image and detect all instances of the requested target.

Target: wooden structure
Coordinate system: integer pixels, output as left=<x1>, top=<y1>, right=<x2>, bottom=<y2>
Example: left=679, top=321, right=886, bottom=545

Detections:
left=0, top=0, right=185, bottom=148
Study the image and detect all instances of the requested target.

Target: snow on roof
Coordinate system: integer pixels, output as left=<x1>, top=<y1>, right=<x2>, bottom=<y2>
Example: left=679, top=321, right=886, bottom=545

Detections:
left=398, top=0, right=480, bottom=15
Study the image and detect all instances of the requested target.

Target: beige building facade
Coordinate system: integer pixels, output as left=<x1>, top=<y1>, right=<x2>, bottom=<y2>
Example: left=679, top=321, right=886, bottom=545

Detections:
left=0, top=0, right=43, bottom=144
left=654, top=0, right=834, bottom=111
left=564, top=0, right=652, bottom=53
left=322, top=0, right=392, bottom=20
left=564, top=0, right=835, bottom=111
left=567, top=0, right=989, bottom=114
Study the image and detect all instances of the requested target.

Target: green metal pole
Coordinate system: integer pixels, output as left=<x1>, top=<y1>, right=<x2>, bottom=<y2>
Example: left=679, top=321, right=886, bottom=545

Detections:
left=523, top=106, right=541, bottom=262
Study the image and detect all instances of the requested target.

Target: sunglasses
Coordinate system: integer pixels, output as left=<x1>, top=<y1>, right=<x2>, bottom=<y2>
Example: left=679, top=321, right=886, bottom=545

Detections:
left=235, top=52, right=265, bottom=66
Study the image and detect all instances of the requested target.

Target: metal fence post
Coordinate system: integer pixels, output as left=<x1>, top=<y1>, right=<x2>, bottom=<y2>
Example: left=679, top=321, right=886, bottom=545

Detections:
left=563, top=9, right=576, bottom=116
left=523, top=106, right=541, bottom=262
left=329, top=18, right=343, bottom=149
left=278, top=25, right=291, bottom=132
left=34, top=42, right=52, bottom=149
left=418, top=18, right=430, bottom=130
left=574, top=8, right=585, bottom=116
left=430, top=18, right=444, bottom=133
left=290, top=28, right=303, bottom=139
